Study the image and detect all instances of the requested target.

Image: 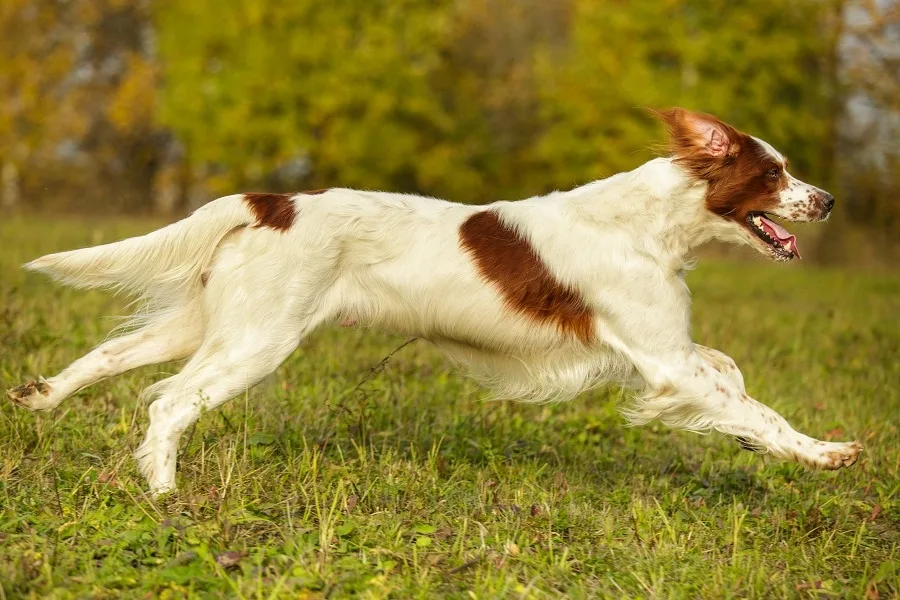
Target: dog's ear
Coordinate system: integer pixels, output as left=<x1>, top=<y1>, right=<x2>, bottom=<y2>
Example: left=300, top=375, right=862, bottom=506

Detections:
left=654, top=108, right=740, bottom=172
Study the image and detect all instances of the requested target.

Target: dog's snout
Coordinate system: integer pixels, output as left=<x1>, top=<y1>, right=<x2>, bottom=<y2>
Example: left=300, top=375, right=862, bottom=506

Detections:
left=821, top=192, right=835, bottom=212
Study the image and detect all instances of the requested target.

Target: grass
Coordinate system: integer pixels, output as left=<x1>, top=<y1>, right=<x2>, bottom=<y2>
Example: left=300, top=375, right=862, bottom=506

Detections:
left=0, top=215, right=898, bottom=599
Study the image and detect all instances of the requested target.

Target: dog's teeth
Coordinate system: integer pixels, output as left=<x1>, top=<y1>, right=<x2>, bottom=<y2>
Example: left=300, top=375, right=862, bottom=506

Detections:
left=753, top=216, right=762, bottom=226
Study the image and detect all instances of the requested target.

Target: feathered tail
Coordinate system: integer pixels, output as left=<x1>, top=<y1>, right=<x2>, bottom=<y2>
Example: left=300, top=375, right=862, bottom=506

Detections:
left=25, top=194, right=253, bottom=301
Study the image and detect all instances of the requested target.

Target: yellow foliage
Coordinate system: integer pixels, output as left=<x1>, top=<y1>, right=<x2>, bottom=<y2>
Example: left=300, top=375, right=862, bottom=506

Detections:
left=108, top=54, right=158, bottom=133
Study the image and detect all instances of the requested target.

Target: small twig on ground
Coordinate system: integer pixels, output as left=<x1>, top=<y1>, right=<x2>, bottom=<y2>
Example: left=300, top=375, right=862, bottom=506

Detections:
left=449, top=555, right=485, bottom=574
left=329, top=337, right=419, bottom=414
left=322, top=337, right=419, bottom=439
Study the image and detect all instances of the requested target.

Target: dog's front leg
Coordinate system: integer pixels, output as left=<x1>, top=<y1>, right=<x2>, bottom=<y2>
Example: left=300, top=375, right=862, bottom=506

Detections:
left=625, top=349, right=862, bottom=470
left=693, top=344, right=745, bottom=391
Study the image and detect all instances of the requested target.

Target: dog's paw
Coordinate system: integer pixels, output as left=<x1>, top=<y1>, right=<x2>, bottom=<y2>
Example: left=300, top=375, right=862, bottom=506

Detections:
left=135, top=439, right=178, bottom=498
left=6, top=377, right=57, bottom=411
left=808, top=440, right=863, bottom=470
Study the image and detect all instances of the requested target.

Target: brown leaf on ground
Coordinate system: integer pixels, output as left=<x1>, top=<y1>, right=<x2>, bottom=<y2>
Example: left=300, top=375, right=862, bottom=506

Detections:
left=795, top=580, right=823, bottom=591
left=215, top=550, right=247, bottom=569
left=97, top=472, right=117, bottom=486
left=866, top=581, right=880, bottom=599
left=870, top=504, right=882, bottom=520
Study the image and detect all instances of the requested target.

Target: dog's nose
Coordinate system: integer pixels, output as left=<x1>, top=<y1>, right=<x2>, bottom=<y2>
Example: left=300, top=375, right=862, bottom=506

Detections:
left=821, top=193, right=835, bottom=211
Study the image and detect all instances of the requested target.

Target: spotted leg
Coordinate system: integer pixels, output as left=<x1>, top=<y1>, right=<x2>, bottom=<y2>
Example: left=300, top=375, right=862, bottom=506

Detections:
left=7, top=311, right=202, bottom=411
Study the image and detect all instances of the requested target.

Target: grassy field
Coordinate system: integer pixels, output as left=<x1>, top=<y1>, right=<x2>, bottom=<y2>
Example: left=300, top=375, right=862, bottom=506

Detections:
left=0, top=216, right=898, bottom=599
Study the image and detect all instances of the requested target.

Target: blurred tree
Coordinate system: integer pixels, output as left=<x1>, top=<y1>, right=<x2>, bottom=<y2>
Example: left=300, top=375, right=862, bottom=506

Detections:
left=156, top=0, right=843, bottom=204
left=0, top=0, right=165, bottom=212
left=838, top=0, right=900, bottom=238
left=533, top=0, right=841, bottom=192
left=426, top=0, right=570, bottom=200
left=0, top=0, right=85, bottom=209
left=156, top=0, right=458, bottom=199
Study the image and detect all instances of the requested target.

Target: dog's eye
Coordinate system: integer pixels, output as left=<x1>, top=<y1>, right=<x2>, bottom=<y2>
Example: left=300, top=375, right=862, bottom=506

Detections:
left=766, top=168, right=780, bottom=179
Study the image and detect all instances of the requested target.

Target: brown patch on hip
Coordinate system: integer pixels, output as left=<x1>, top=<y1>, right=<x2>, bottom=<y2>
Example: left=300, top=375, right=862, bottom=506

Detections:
left=243, top=193, right=297, bottom=231
left=459, top=211, right=594, bottom=344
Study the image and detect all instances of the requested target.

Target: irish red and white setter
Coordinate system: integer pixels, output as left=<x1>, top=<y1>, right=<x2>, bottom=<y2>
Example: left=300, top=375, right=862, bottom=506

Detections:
left=7, top=108, right=861, bottom=495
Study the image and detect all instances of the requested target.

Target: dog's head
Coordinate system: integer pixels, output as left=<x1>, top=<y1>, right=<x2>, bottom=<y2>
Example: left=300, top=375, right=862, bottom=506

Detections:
left=657, top=108, right=834, bottom=261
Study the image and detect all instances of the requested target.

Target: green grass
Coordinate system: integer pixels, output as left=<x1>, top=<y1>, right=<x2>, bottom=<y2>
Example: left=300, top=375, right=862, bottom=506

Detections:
left=1, top=216, right=898, bottom=599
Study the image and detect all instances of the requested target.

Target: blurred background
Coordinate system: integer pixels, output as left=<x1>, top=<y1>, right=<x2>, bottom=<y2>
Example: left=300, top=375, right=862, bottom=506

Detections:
left=0, top=0, right=897, bottom=265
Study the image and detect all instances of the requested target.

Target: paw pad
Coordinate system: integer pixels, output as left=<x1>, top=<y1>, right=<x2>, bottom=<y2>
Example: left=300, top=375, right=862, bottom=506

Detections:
left=6, top=379, right=51, bottom=404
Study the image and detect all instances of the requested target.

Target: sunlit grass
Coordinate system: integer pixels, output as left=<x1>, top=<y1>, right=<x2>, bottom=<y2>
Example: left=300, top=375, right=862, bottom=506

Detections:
left=1, top=216, right=897, bottom=598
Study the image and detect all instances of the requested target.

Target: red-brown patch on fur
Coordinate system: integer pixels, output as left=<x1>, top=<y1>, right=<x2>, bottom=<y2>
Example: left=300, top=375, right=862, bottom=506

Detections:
left=243, top=193, right=297, bottom=231
left=302, top=188, right=330, bottom=195
left=704, top=140, right=785, bottom=222
left=459, top=211, right=594, bottom=344
left=656, top=108, right=786, bottom=224
left=201, top=271, right=210, bottom=287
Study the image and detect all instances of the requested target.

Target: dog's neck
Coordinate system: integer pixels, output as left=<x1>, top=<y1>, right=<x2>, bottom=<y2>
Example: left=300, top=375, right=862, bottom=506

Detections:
left=563, top=157, right=739, bottom=268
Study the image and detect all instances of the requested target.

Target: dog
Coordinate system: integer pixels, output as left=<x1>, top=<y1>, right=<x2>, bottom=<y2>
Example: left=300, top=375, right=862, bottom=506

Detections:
left=7, top=108, right=862, bottom=496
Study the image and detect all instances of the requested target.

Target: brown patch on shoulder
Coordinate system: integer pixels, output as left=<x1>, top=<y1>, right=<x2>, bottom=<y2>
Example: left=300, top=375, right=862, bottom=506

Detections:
left=243, top=193, right=296, bottom=231
left=302, top=188, right=330, bottom=195
left=459, top=211, right=593, bottom=344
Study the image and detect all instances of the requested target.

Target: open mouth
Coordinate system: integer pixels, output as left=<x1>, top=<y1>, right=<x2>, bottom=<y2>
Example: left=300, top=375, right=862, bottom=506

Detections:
left=746, top=212, right=801, bottom=260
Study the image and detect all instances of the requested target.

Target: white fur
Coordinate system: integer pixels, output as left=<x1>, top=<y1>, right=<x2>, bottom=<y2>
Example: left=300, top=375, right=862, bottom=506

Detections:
left=751, top=136, right=833, bottom=222
left=773, top=173, right=834, bottom=221
left=10, top=157, right=860, bottom=495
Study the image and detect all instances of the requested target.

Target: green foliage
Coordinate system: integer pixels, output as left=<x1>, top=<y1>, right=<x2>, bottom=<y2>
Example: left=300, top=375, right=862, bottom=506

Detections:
left=534, top=0, right=838, bottom=188
left=2, top=217, right=899, bottom=597
left=156, top=0, right=456, bottom=195
left=154, top=0, right=840, bottom=201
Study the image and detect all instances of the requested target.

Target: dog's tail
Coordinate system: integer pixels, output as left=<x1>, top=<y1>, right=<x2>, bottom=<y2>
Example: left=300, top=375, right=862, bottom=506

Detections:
left=25, top=194, right=256, bottom=302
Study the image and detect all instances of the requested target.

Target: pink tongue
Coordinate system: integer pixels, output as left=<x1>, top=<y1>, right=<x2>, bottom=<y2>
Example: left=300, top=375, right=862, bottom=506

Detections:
left=759, top=216, right=801, bottom=259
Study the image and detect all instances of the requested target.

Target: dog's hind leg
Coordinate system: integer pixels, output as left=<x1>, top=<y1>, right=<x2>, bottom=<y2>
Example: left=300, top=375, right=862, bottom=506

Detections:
left=6, top=308, right=202, bottom=411
left=133, top=309, right=324, bottom=495
left=133, top=253, right=337, bottom=494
